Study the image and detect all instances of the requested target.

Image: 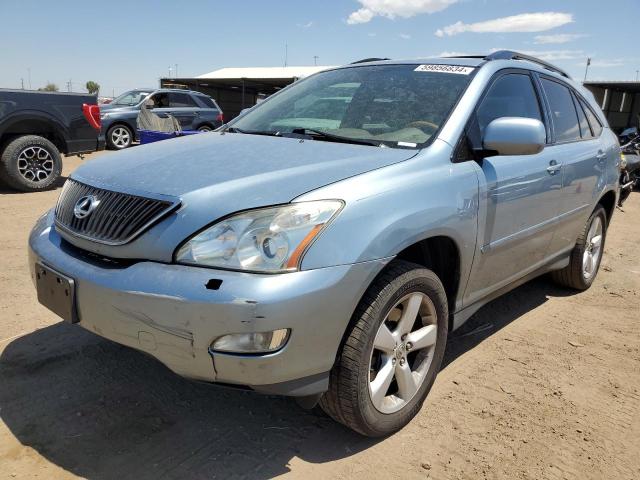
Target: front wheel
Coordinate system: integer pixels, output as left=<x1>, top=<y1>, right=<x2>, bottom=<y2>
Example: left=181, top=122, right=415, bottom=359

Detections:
left=319, top=260, right=448, bottom=437
left=551, top=206, right=607, bottom=290
left=106, top=124, right=133, bottom=150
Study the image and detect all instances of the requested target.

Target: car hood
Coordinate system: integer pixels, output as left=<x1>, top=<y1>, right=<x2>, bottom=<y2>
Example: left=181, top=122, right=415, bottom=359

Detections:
left=66, top=132, right=418, bottom=261
left=73, top=132, right=417, bottom=199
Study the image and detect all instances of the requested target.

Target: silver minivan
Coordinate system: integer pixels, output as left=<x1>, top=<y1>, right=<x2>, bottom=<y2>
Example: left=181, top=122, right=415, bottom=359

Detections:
left=29, top=51, right=619, bottom=436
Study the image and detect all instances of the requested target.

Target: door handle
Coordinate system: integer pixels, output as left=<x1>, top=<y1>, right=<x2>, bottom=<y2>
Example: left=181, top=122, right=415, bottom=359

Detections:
left=596, top=151, right=607, bottom=163
left=546, top=160, right=562, bottom=175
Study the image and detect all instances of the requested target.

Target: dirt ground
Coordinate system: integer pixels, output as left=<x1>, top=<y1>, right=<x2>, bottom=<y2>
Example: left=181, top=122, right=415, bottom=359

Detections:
left=0, top=152, right=638, bottom=480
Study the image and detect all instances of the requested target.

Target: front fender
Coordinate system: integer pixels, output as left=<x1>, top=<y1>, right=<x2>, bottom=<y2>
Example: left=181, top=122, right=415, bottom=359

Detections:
left=298, top=141, right=480, bottom=309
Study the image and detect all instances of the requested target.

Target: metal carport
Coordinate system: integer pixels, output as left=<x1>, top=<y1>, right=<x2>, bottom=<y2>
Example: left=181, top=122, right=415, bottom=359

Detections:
left=160, top=66, right=335, bottom=121
left=583, top=81, right=640, bottom=133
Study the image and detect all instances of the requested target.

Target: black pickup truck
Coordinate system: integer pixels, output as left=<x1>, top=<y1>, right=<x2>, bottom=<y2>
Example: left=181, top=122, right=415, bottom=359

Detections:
left=0, top=89, right=103, bottom=192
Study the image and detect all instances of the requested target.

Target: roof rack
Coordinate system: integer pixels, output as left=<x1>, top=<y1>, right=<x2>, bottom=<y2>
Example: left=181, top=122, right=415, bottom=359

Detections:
left=351, top=57, right=390, bottom=64
left=484, top=50, right=571, bottom=79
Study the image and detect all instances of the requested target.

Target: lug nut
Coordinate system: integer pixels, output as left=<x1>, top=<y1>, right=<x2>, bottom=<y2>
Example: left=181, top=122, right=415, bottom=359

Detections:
left=399, top=358, right=406, bottom=366
left=392, top=358, right=396, bottom=365
left=401, top=334, right=407, bottom=341
left=406, top=342, right=413, bottom=350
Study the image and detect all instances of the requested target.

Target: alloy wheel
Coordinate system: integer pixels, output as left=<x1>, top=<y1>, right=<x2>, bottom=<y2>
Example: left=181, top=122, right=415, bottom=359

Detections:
left=17, top=146, right=54, bottom=182
left=368, top=292, right=438, bottom=414
left=582, top=215, right=603, bottom=280
left=111, top=127, right=131, bottom=148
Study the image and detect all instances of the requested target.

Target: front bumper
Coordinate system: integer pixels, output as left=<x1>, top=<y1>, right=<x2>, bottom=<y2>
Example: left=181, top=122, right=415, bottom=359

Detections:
left=29, top=211, right=387, bottom=396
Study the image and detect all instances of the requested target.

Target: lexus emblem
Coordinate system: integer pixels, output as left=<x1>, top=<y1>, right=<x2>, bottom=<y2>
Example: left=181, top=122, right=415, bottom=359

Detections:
left=73, top=195, right=100, bottom=219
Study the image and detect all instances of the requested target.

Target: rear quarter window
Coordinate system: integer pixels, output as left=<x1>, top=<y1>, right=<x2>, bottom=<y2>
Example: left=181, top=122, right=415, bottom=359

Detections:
left=579, top=97, right=603, bottom=137
left=573, top=93, right=593, bottom=139
left=196, top=95, right=219, bottom=110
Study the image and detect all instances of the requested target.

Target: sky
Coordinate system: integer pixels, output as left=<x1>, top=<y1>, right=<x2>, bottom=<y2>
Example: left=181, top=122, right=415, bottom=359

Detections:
left=1, top=0, right=638, bottom=96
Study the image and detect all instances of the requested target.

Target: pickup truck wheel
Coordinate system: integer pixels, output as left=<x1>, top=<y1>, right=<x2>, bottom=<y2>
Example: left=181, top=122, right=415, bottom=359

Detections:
left=0, top=135, right=62, bottom=192
left=106, top=124, right=133, bottom=149
left=551, top=206, right=607, bottom=290
left=319, top=260, right=448, bottom=437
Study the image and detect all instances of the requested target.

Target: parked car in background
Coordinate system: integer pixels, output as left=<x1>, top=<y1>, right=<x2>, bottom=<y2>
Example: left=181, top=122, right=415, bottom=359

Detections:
left=30, top=52, right=619, bottom=437
left=0, top=89, right=102, bottom=192
left=100, top=88, right=224, bottom=149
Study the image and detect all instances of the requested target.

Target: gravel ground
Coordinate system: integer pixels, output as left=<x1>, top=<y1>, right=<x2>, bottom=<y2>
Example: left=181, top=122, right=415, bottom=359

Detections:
left=0, top=152, right=638, bottom=479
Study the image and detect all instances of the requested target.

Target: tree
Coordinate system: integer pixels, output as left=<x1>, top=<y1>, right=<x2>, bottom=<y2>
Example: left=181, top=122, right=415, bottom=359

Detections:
left=38, top=83, right=59, bottom=92
left=86, top=81, right=100, bottom=95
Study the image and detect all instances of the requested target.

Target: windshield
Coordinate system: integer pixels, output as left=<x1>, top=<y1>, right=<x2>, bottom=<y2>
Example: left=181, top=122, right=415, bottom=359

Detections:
left=230, top=64, right=474, bottom=148
left=112, top=90, right=151, bottom=106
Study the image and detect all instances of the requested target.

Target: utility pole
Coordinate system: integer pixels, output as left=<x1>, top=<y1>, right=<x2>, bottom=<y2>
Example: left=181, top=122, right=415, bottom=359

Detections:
left=175, top=64, right=178, bottom=78
left=168, top=66, right=173, bottom=78
left=636, top=70, right=639, bottom=82
left=67, top=79, right=72, bottom=92
left=27, top=68, right=31, bottom=89
left=284, top=43, right=288, bottom=67
left=583, top=58, right=591, bottom=82
left=21, top=78, right=24, bottom=89
left=313, top=55, right=319, bottom=66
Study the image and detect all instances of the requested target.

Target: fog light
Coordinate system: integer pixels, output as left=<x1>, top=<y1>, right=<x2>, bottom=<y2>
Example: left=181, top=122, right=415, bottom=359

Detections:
left=210, top=329, right=290, bottom=354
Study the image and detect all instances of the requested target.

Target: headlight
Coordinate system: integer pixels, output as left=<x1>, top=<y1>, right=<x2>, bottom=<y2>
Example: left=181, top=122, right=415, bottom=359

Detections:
left=175, top=200, right=343, bottom=272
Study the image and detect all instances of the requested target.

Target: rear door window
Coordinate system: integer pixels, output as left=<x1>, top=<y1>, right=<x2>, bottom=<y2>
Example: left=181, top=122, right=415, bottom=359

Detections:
left=540, top=79, right=581, bottom=143
left=476, top=73, right=542, bottom=134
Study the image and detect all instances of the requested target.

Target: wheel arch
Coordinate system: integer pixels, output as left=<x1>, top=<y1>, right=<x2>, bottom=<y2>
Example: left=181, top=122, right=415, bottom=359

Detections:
left=106, top=120, right=135, bottom=134
left=597, top=189, right=616, bottom=224
left=0, top=113, right=68, bottom=153
left=339, top=234, right=463, bottom=344
left=195, top=121, right=215, bottom=130
left=394, top=236, right=461, bottom=329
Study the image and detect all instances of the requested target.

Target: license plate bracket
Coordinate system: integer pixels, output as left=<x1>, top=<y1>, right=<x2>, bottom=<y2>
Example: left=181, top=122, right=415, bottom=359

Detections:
left=35, top=263, right=77, bottom=323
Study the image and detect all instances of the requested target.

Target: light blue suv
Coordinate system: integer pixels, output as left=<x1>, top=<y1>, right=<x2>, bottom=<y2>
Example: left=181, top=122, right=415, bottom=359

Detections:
left=29, top=51, right=619, bottom=436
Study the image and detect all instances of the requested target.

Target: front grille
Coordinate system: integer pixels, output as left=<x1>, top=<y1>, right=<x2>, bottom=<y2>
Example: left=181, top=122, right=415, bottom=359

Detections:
left=54, top=179, right=179, bottom=245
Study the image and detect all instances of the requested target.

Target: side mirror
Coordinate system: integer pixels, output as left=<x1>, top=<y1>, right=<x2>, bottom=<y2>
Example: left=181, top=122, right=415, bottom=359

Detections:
left=239, top=107, right=251, bottom=116
left=483, top=117, right=546, bottom=156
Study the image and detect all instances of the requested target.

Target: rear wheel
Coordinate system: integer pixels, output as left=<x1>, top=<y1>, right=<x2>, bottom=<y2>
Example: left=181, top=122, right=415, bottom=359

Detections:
left=551, top=206, right=607, bottom=290
left=106, top=124, right=133, bottom=149
left=197, top=125, right=213, bottom=132
left=0, top=135, right=62, bottom=192
left=319, top=260, right=448, bottom=437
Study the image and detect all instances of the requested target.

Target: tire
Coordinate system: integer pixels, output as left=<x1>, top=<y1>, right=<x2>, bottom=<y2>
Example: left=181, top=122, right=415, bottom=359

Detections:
left=551, top=206, right=607, bottom=290
left=0, top=135, right=62, bottom=192
left=197, top=125, right=213, bottom=132
left=106, top=124, right=133, bottom=150
left=319, top=260, right=449, bottom=437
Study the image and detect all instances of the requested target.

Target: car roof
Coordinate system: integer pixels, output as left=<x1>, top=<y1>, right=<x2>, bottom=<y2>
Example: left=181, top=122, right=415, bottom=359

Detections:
left=341, top=51, right=571, bottom=81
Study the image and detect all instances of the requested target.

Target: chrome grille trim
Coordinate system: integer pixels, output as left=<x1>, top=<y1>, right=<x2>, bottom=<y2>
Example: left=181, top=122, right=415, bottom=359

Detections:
left=54, top=179, right=180, bottom=246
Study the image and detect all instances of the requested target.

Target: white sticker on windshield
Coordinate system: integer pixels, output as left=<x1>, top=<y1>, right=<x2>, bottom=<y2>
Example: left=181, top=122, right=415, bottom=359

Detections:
left=414, top=64, right=474, bottom=75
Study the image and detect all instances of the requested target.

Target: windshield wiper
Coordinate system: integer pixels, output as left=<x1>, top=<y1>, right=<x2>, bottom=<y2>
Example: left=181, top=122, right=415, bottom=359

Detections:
left=225, top=126, right=281, bottom=137
left=290, top=128, right=382, bottom=147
